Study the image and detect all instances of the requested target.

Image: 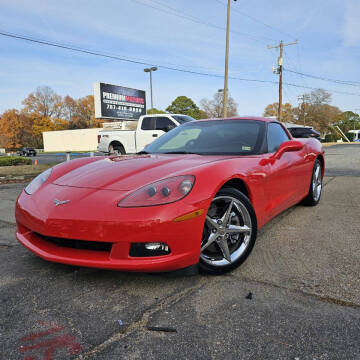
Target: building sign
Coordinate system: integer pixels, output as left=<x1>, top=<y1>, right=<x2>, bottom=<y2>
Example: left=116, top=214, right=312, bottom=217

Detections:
left=94, top=83, right=146, bottom=120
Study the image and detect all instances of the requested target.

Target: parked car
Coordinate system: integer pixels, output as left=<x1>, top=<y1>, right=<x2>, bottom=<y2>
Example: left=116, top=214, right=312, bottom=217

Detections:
left=285, top=124, right=321, bottom=141
left=16, top=117, right=324, bottom=275
left=97, top=114, right=195, bottom=155
left=17, top=147, right=37, bottom=156
left=349, top=129, right=360, bottom=142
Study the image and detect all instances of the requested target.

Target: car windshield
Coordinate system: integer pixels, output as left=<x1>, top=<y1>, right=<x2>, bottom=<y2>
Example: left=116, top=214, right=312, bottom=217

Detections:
left=145, top=120, right=266, bottom=155
left=172, top=115, right=195, bottom=124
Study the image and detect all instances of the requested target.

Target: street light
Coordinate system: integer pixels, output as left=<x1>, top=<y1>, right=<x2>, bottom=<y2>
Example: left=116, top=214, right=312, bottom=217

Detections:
left=223, top=0, right=237, bottom=118
left=144, top=66, right=158, bottom=110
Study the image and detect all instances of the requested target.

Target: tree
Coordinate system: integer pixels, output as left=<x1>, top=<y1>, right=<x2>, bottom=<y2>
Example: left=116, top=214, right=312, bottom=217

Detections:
left=166, top=96, right=202, bottom=119
left=263, top=102, right=296, bottom=123
left=63, top=95, right=77, bottom=122
left=300, top=89, right=340, bottom=134
left=22, top=86, right=64, bottom=119
left=333, top=111, right=360, bottom=133
left=147, top=108, right=166, bottom=115
left=0, top=109, right=34, bottom=149
left=68, top=95, right=100, bottom=129
left=21, top=86, right=67, bottom=147
left=200, top=92, right=238, bottom=118
left=262, top=89, right=341, bottom=135
left=31, top=117, right=55, bottom=148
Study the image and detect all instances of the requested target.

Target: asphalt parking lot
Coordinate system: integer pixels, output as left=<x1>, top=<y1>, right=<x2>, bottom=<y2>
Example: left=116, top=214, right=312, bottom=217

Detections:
left=1, top=144, right=359, bottom=360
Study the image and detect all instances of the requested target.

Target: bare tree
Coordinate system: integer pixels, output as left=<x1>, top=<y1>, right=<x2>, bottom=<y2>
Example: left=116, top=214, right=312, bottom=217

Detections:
left=22, top=86, right=64, bottom=119
left=200, top=92, right=238, bottom=118
left=264, top=102, right=296, bottom=123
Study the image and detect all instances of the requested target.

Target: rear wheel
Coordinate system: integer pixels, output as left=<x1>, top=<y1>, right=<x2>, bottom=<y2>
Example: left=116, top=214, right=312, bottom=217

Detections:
left=109, top=143, right=125, bottom=155
left=199, top=188, right=257, bottom=275
left=302, top=159, right=322, bottom=206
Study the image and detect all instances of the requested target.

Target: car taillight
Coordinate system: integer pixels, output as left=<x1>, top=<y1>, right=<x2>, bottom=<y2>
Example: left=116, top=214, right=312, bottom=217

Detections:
left=97, top=135, right=101, bottom=143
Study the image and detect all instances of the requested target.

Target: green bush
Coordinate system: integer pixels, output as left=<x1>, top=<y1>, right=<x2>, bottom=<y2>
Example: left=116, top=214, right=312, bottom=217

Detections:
left=345, top=132, right=355, bottom=141
left=324, top=134, right=338, bottom=142
left=0, top=156, right=32, bottom=166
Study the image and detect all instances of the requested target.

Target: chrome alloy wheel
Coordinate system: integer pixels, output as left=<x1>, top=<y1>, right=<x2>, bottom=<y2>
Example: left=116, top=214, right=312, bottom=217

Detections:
left=201, top=196, right=252, bottom=267
left=312, top=162, right=322, bottom=201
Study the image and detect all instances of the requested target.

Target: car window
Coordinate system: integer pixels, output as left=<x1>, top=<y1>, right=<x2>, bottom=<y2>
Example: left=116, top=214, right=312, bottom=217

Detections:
left=157, top=128, right=202, bottom=150
left=267, top=123, right=289, bottom=153
left=155, top=117, right=176, bottom=132
left=145, top=120, right=266, bottom=155
left=141, top=117, right=155, bottom=130
left=288, top=128, right=301, bottom=137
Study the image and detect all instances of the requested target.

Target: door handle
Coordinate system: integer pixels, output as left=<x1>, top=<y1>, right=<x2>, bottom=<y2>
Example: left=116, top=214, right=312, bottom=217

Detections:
left=152, top=134, right=158, bottom=137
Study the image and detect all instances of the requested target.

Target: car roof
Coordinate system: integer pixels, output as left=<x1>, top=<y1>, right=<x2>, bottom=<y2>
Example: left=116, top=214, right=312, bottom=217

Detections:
left=143, top=113, right=191, bottom=117
left=283, top=122, right=312, bottom=129
left=196, top=116, right=277, bottom=123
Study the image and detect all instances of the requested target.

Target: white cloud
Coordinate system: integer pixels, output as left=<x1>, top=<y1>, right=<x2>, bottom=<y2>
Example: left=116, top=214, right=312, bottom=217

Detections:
left=342, top=0, right=360, bottom=47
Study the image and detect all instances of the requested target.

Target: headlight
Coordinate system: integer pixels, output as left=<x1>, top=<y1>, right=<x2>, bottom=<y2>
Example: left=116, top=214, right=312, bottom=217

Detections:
left=118, top=175, right=195, bottom=207
left=24, top=168, right=52, bottom=195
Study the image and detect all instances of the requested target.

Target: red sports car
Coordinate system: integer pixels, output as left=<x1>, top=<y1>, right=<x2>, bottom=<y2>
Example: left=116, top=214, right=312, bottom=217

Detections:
left=16, top=117, right=324, bottom=274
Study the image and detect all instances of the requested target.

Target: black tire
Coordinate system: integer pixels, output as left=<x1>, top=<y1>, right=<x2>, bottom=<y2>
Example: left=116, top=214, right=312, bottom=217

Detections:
left=199, top=188, right=257, bottom=275
left=109, top=143, right=125, bottom=155
left=302, top=159, right=323, bottom=206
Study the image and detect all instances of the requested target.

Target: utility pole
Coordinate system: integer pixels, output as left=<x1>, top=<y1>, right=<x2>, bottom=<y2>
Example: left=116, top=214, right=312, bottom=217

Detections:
left=223, top=0, right=237, bottom=118
left=268, top=40, right=298, bottom=122
left=298, top=94, right=308, bottom=126
left=144, top=66, right=158, bottom=110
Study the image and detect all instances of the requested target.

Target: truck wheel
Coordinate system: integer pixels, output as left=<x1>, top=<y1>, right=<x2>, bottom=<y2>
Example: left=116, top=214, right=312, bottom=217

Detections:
left=109, top=144, right=125, bottom=155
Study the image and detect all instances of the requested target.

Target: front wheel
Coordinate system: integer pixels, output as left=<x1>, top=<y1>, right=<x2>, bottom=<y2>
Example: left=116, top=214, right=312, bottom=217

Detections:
left=199, top=188, right=257, bottom=275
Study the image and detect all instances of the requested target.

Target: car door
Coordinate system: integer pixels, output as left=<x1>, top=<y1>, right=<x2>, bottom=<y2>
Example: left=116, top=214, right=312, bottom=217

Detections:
left=136, top=117, right=157, bottom=151
left=136, top=117, right=175, bottom=151
left=265, top=122, right=308, bottom=218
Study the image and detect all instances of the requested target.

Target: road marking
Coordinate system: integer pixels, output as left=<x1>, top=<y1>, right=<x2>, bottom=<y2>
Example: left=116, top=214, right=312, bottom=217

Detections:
left=19, top=322, right=82, bottom=360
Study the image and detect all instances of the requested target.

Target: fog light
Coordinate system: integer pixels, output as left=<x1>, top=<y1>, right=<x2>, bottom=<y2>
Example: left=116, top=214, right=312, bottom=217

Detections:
left=145, top=242, right=169, bottom=251
left=129, top=242, right=171, bottom=257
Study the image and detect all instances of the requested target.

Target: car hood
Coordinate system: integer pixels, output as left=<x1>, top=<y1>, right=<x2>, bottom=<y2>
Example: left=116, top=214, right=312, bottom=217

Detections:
left=52, top=154, right=228, bottom=191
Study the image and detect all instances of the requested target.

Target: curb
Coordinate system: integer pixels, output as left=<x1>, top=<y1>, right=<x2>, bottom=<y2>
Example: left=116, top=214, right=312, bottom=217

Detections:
left=0, top=174, right=37, bottom=184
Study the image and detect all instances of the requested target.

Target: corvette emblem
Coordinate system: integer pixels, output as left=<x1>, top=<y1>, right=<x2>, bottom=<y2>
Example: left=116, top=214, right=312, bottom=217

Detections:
left=53, top=199, right=70, bottom=206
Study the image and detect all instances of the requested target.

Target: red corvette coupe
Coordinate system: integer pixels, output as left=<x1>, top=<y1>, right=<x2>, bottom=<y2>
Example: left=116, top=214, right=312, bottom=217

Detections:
left=16, top=117, right=324, bottom=274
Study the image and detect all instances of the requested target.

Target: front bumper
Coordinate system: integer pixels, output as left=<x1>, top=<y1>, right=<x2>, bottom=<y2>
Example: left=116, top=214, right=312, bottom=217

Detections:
left=15, top=184, right=207, bottom=272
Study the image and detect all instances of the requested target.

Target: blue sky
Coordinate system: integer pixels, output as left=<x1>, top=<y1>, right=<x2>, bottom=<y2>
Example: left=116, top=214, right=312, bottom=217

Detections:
left=0, top=0, right=359, bottom=116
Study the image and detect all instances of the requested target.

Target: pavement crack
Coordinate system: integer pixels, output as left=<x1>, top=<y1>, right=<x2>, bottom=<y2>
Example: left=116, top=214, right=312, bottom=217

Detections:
left=323, top=176, right=336, bottom=186
left=74, top=280, right=206, bottom=360
left=223, top=275, right=360, bottom=309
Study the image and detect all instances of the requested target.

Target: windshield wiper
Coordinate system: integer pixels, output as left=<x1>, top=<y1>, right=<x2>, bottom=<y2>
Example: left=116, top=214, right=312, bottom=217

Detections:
left=137, top=150, right=150, bottom=155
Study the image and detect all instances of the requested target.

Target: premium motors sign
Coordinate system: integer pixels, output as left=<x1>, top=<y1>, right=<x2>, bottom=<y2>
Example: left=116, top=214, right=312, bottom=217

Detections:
left=94, top=82, right=146, bottom=120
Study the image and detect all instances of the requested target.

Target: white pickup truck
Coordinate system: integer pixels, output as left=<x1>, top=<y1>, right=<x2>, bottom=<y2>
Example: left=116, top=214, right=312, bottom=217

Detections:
left=97, top=114, right=194, bottom=154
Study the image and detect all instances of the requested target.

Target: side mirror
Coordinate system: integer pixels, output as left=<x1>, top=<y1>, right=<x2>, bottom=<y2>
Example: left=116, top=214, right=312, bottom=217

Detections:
left=274, top=140, right=303, bottom=160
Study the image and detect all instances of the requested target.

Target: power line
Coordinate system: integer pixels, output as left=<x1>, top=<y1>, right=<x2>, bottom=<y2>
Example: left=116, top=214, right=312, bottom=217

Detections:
left=0, top=30, right=272, bottom=78
left=1, top=30, right=360, bottom=97
left=284, top=68, right=360, bottom=87
left=213, top=0, right=297, bottom=40
left=282, top=82, right=360, bottom=97
left=0, top=30, right=225, bottom=75
left=131, top=0, right=275, bottom=43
